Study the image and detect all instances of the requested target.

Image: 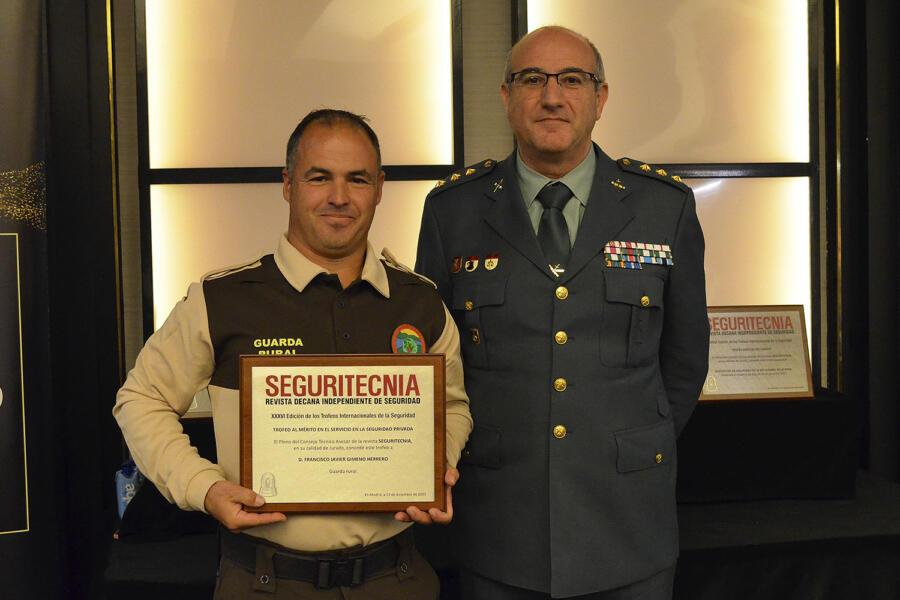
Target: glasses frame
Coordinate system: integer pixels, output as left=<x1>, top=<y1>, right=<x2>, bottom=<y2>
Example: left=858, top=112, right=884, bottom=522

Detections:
left=507, top=69, right=603, bottom=89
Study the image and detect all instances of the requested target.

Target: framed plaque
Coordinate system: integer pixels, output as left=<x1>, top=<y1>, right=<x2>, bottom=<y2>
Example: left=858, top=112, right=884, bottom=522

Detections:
left=239, top=354, right=445, bottom=513
left=701, top=305, right=814, bottom=401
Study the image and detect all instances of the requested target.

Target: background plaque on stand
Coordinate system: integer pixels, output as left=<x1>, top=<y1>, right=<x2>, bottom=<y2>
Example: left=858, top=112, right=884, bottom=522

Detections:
left=240, top=354, right=445, bottom=513
left=701, top=305, right=814, bottom=401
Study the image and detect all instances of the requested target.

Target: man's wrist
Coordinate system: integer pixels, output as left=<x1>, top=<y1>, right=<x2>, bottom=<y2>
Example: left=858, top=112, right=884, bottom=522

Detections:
left=187, top=469, right=227, bottom=513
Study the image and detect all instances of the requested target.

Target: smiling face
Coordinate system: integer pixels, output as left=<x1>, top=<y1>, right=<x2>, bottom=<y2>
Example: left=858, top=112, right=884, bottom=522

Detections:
left=501, top=27, right=609, bottom=176
left=282, top=122, right=384, bottom=266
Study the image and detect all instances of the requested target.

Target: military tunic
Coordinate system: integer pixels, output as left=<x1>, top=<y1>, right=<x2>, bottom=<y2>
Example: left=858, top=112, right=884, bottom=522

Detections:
left=415, top=145, right=708, bottom=597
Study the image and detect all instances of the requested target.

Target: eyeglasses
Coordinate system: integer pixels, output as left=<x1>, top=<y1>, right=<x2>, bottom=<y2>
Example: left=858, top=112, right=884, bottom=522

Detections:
left=508, top=69, right=602, bottom=90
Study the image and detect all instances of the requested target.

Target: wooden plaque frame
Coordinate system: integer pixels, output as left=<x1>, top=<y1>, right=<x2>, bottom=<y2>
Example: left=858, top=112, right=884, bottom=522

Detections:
left=700, top=305, right=814, bottom=402
left=239, top=354, right=445, bottom=513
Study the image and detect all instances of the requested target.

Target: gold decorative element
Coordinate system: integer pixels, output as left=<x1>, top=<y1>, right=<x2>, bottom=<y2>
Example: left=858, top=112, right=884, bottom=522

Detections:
left=492, top=179, right=504, bottom=193
left=434, top=180, right=446, bottom=188
left=622, top=158, right=631, bottom=165
left=553, top=378, right=567, bottom=392
left=464, top=301, right=474, bottom=311
left=656, top=168, right=667, bottom=176
left=483, top=160, right=494, bottom=167
left=465, top=168, right=476, bottom=176
left=0, top=162, right=47, bottom=231
left=672, top=175, right=683, bottom=182
left=640, top=164, right=651, bottom=172
left=641, top=296, right=650, bottom=307
left=450, top=173, right=460, bottom=181
left=611, top=179, right=626, bottom=190
left=553, top=425, right=567, bottom=439
left=555, top=286, right=569, bottom=300
left=655, top=453, right=663, bottom=464
left=554, top=331, right=568, bottom=345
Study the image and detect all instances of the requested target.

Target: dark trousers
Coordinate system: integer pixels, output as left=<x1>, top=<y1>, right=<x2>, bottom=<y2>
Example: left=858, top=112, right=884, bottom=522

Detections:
left=214, top=528, right=439, bottom=600
left=460, top=566, right=675, bottom=600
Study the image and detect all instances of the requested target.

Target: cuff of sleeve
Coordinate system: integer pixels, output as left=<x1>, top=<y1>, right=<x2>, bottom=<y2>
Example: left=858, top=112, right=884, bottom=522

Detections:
left=185, top=468, right=227, bottom=513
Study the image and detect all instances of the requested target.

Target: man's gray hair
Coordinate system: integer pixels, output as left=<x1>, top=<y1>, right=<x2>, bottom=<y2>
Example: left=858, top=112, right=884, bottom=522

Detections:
left=503, top=26, right=606, bottom=86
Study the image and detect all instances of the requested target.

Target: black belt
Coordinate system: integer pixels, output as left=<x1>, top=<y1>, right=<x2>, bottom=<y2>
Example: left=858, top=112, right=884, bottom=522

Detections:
left=219, top=529, right=400, bottom=589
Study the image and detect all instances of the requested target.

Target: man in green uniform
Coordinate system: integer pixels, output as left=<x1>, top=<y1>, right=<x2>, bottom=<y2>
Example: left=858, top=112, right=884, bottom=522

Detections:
left=416, top=27, right=709, bottom=599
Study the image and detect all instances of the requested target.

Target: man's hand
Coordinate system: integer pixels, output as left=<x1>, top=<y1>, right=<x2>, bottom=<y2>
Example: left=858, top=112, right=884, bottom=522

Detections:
left=394, top=464, right=458, bottom=525
left=204, top=480, right=286, bottom=532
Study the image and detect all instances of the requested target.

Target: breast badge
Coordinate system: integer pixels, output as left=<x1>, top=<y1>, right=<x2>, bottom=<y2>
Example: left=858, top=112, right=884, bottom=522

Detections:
left=604, top=241, right=674, bottom=269
left=451, top=256, right=462, bottom=274
left=484, top=254, right=499, bottom=270
left=392, top=324, right=427, bottom=354
left=465, top=256, right=479, bottom=272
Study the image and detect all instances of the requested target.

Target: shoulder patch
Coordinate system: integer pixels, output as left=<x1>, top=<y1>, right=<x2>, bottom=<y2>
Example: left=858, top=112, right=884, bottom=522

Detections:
left=427, top=158, right=498, bottom=199
left=380, top=248, right=437, bottom=289
left=201, top=256, right=264, bottom=282
left=618, top=157, right=690, bottom=192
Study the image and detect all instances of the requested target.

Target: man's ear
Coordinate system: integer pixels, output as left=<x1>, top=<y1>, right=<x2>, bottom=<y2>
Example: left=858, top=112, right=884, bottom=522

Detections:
left=282, top=168, right=291, bottom=203
left=374, top=170, right=385, bottom=206
left=595, top=83, right=609, bottom=120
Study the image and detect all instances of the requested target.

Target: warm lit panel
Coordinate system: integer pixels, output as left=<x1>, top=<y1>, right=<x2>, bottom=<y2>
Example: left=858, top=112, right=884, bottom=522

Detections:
left=146, top=0, right=453, bottom=168
left=691, top=177, right=811, bottom=341
left=527, top=0, right=809, bottom=163
left=150, top=180, right=435, bottom=327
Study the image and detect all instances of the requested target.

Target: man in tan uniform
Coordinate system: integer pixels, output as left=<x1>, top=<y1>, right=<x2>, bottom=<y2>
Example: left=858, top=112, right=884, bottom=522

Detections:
left=114, top=109, right=472, bottom=599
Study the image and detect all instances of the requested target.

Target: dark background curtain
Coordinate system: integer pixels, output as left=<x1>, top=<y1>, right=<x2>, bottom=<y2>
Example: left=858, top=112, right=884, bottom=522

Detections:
left=1, top=1, right=122, bottom=598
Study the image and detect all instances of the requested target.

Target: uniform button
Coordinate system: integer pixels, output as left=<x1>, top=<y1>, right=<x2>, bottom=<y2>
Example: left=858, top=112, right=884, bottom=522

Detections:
left=342, top=332, right=351, bottom=340
left=337, top=300, right=346, bottom=309
left=655, top=453, right=663, bottom=464
left=463, top=449, right=471, bottom=458
left=470, top=328, right=481, bottom=344
left=641, top=295, right=650, bottom=307
left=399, top=561, right=409, bottom=574
left=553, top=425, right=567, bottom=439
left=465, top=301, right=474, bottom=311
left=259, top=575, right=270, bottom=585
left=555, top=286, right=569, bottom=300
left=553, top=378, right=567, bottom=392
left=554, top=331, right=568, bottom=344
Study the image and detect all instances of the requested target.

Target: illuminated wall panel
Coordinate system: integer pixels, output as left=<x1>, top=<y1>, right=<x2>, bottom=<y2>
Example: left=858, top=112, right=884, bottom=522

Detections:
left=692, top=177, right=811, bottom=338
left=150, top=180, right=434, bottom=328
left=527, top=0, right=809, bottom=163
left=146, top=0, right=453, bottom=168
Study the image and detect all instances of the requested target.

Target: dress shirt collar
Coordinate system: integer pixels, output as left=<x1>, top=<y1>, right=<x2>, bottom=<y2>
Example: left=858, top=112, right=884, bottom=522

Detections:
left=517, top=146, right=597, bottom=211
left=273, top=234, right=391, bottom=298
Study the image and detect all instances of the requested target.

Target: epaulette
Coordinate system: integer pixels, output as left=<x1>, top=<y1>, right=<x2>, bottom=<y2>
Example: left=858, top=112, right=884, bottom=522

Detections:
left=617, top=157, right=690, bottom=192
left=201, top=256, right=263, bottom=281
left=380, top=248, right=437, bottom=289
left=427, top=158, right=498, bottom=198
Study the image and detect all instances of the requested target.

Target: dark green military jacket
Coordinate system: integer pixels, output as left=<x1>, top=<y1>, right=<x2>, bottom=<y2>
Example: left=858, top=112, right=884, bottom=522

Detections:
left=416, top=145, right=709, bottom=596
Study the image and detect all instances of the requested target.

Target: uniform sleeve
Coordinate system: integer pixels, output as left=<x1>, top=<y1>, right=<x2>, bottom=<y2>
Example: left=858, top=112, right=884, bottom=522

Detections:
left=112, top=282, right=225, bottom=511
left=415, top=197, right=452, bottom=303
left=430, top=303, right=473, bottom=467
left=659, top=190, right=710, bottom=435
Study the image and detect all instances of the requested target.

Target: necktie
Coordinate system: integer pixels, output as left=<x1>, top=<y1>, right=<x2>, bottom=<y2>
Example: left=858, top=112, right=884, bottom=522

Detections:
left=536, top=182, right=572, bottom=274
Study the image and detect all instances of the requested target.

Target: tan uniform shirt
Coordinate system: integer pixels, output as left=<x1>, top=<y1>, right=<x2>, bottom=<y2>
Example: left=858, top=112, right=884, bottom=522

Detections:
left=114, top=235, right=472, bottom=551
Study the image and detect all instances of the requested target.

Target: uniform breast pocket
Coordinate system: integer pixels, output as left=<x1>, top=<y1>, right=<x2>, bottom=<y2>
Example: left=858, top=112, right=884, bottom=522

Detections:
left=600, top=269, right=665, bottom=368
left=451, top=278, right=506, bottom=369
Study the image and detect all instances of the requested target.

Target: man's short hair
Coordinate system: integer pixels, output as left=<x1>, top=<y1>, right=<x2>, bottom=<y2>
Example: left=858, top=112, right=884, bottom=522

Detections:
left=285, top=109, right=382, bottom=177
left=503, top=25, right=606, bottom=87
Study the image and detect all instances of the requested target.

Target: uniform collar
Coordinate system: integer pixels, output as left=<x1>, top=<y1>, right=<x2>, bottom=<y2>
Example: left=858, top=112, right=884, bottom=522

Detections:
left=273, top=234, right=391, bottom=298
left=516, top=146, right=597, bottom=211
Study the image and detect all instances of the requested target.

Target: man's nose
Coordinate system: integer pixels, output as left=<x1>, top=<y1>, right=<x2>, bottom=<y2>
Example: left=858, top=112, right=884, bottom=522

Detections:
left=541, top=76, right=565, bottom=103
left=330, top=182, right=351, bottom=206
